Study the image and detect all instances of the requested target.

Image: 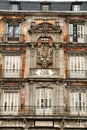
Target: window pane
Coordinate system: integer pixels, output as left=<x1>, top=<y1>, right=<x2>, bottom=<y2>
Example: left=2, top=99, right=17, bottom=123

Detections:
left=73, top=25, right=77, bottom=42
left=14, top=26, right=20, bottom=37
left=8, top=26, right=13, bottom=37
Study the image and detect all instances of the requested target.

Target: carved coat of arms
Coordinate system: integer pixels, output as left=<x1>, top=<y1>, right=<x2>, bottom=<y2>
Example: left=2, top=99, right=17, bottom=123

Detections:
left=37, top=38, right=53, bottom=68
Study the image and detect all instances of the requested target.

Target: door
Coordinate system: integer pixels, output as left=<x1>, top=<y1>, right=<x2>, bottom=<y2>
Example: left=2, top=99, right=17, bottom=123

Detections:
left=8, top=25, right=20, bottom=41
left=3, top=91, right=19, bottom=115
left=69, top=24, right=84, bottom=43
left=4, top=56, right=21, bottom=78
left=36, top=87, right=53, bottom=115
left=69, top=24, right=73, bottom=42
left=69, top=92, right=87, bottom=115
left=77, top=25, right=84, bottom=43
left=69, top=56, right=86, bottom=78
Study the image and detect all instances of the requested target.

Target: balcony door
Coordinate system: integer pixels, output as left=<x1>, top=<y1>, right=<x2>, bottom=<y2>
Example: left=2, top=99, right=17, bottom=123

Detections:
left=4, top=56, right=21, bottom=78
left=69, top=56, right=86, bottom=78
left=3, top=91, right=19, bottom=115
left=69, top=92, right=87, bottom=115
left=36, top=87, right=53, bottom=115
left=69, top=24, right=84, bottom=43
left=8, top=25, right=20, bottom=41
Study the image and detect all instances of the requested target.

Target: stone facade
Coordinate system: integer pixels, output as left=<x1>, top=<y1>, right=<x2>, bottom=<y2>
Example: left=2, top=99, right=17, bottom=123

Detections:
left=0, top=1, right=87, bottom=130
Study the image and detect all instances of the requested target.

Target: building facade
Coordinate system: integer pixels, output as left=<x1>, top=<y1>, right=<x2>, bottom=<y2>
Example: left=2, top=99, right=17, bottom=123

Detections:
left=0, top=0, right=87, bottom=130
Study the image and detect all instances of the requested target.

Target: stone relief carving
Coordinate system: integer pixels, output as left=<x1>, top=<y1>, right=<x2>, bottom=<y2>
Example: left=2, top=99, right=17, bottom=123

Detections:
left=37, top=39, right=53, bottom=68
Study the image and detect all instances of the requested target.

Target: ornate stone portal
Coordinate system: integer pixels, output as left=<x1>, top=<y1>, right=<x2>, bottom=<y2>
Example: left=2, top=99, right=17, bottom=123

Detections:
left=37, top=36, right=53, bottom=68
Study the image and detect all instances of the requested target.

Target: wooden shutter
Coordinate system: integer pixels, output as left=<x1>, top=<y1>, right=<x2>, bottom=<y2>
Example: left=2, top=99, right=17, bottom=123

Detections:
left=77, top=25, right=84, bottom=43
left=69, top=24, right=73, bottom=42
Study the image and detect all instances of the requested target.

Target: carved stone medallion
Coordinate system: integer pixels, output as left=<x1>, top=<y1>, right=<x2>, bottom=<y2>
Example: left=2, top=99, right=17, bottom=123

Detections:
left=37, top=37, right=53, bottom=68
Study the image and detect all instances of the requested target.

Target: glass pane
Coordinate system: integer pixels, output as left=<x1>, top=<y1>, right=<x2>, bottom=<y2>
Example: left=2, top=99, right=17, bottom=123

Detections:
left=41, top=99, right=44, bottom=109
left=8, top=26, right=13, bottom=37
left=73, top=25, right=77, bottom=42
left=14, top=26, right=20, bottom=38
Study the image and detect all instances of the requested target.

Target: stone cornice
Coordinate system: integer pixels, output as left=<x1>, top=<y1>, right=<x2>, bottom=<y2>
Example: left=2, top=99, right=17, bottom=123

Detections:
left=0, top=11, right=87, bottom=17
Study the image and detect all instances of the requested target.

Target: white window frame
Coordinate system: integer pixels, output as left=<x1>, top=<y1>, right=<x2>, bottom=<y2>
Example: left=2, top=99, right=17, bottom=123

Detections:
left=4, top=55, right=22, bottom=78
left=69, top=91, right=87, bottom=115
left=7, top=24, right=21, bottom=42
left=42, top=5, right=49, bottom=11
left=36, top=87, right=53, bottom=115
left=69, top=24, right=84, bottom=43
left=3, top=91, right=19, bottom=115
left=77, top=24, right=84, bottom=43
left=11, top=4, right=18, bottom=10
left=69, top=56, right=86, bottom=78
left=73, top=5, right=80, bottom=11
left=5, top=23, right=21, bottom=43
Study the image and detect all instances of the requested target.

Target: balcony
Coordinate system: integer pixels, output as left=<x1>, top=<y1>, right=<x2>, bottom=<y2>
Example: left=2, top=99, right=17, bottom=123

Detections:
left=65, top=34, right=87, bottom=44
left=0, top=34, right=25, bottom=43
left=1, top=106, right=87, bottom=116
left=0, top=69, right=22, bottom=78
left=66, top=70, right=87, bottom=79
left=29, top=68, right=60, bottom=78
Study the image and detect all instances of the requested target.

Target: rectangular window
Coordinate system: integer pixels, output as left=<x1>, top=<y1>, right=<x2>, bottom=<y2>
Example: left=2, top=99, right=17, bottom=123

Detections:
left=4, top=56, right=22, bottom=78
left=12, top=4, right=18, bottom=10
left=8, top=25, right=20, bottom=41
left=10, top=2, right=20, bottom=11
left=69, top=24, right=84, bottom=43
left=73, top=5, right=80, bottom=11
left=69, top=92, right=86, bottom=115
left=41, top=3, right=50, bottom=11
left=69, top=56, right=86, bottom=78
left=3, top=91, right=19, bottom=115
left=42, top=5, right=49, bottom=11
left=36, top=87, right=53, bottom=115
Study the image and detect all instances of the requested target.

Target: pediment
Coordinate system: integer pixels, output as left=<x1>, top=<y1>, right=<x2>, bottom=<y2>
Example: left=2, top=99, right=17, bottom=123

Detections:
left=29, top=22, right=62, bottom=34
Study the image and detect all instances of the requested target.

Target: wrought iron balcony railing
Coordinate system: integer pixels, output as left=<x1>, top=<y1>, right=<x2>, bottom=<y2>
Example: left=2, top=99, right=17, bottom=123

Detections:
left=66, top=70, right=87, bottom=78
left=0, top=34, right=25, bottom=43
left=1, top=106, right=87, bottom=116
left=0, top=69, right=22, bottom=78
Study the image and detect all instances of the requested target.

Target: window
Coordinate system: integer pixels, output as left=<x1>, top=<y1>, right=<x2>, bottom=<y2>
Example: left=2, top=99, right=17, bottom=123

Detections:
left=73, top=4, right=80, bottom=11
left=69, top=24, right=84, bottom=43
left=36, top=87, right=53, bottom=115
left=4, top=56, right=22, bottom=78
left=69, top=92, right=87, bottom=115
left=69, top=56, right=86, bottom=78
left=8, top=24, right=20, bottom=41
left=10, top=2, right=20, bottom=10
left=41, top=3, right=50, bottom=11
left=12, top=4, right=18, bottom=10
left=3, top=91, right=19, bottom=115
left=42, top=5, right=49, bottom=11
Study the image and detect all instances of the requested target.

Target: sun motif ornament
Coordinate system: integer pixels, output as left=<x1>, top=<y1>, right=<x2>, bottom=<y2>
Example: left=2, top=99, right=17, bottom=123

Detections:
left=37, top=36, right=53, bottom=68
